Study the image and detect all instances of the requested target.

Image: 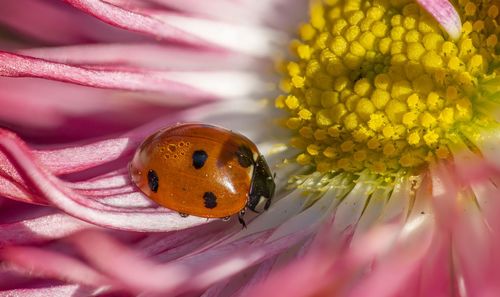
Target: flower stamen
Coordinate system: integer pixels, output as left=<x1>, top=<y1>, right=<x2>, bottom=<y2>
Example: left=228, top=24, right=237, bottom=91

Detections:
left=278, top=0, right=499, bottom=179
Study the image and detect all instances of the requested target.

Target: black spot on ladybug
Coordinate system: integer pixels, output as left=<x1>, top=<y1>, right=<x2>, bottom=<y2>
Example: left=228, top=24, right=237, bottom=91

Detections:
left=203, top=192, right=217, bottom=209
left=236, top=145, right=253, bottom=168
left=147, top=169, right=159, bottom=193
left=192, top=150, right=208, bottom=169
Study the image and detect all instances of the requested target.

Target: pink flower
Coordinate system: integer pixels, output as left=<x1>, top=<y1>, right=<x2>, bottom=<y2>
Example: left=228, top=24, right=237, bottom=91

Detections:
left=1, top=0, right=499, bottom=296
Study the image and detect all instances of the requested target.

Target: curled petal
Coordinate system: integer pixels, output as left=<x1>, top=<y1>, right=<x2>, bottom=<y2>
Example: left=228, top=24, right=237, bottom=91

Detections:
left=34, top=137, right=133, bottom=175
left=416, top=0, right=462, bottom=40
left=0, top=129, right=210, bottom=231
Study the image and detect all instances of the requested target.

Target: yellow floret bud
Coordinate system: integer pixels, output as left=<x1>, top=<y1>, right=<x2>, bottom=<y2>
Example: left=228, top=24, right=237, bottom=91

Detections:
left=331, top=19, right=348, bottom=35
left=291, top=76, right=305, bottom=88
left=310, top=2, right=325, bottom=29
left=350, top=41, right=366, bottom=56
left=371, top=21, right=388, bottom=37
left=383, top=143, right=396, bottom=156
left=286, top=118, right=302, bottom=130
left=421, top=51, right=443, bottom=70
left=368, top=113, right=387, bottom=131
left=285, top=95, right=300, bottom=109
left=354, top=78, right=372, bottom=96
left=378, top=37, right=392, bottom=54
left=382, top=125, right=395, bottom=138
left=297, top=44, right=312, bottom=59
left=486, top=35, right=497, bottom=47
left=420, top=112, right=437, bottom=128
left=374, top=73, right=391, bottom=90
left=422, top=33, right=444, bottom=50
left=465, top=2, right=476, bottom=16
left=407, top=132, right=421, bottom=145
left=367, top=6, right=384, bottom=21
left=436, top=146, right=449, bottom=159
left=345, top=26, right=360, bottom=41
left=405, top=30, right=421, bottom=43
left=343, top=113, right=359, bottom=130
left=323, top=147, right=337, bottom=158
left=402, top=111, right=419, bottom=128
left=314, top=129, right=328, bottom=140
left=354, top=150, right=367, bottom=162
left=340, top=140, right=355, bottom=152
left=297, top=153, right=312, bottom=165
left=385, top=100, right=408, bottom=123
left=407, top=42, right=425, bottom=60
left=330, top=36, right=348, bottom=56
left=488, top=5, right=499, bottom=18
left=423, top=130, right=439, bottom=146
left=299, top=108, right=312, bottom=120
left=306, top=144, right=320, bottom=155
left=391, top=26, right=405, bottom=40
left=299, top=23, right=316, bottom=41
left=299, top=126, right=314, bottom=138
left=355, top=98, right=375, bottom=120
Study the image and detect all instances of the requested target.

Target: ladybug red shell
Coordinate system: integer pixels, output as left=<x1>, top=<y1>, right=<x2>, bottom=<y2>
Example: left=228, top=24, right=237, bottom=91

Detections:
left=129, top=123, right=275, bottom=226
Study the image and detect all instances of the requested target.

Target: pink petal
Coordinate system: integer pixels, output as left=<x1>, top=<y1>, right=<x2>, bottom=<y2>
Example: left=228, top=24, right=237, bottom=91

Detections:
left=416, top=0, right=462, bottom=39
left=429, top=163, right=461, bottom=231
left=0, top=77, right=190, bottom=143
left=148, top=0, right=259, bottom=24
left=0, top=51, right=213, bottom=98
left=0, top=246, right=113, bottom=287
left=64, top=0, right=281, bottom=56
left=19, top=43, right=261, bottom=71
left=34, top=137, right=133, bottom=175
left=0, top=214, right=91, bottom=247
left=0, top=0, right=146, bottom=44
left=0, top=285, right=92, bottom=297
left=0, top=51, right=268, bottom=100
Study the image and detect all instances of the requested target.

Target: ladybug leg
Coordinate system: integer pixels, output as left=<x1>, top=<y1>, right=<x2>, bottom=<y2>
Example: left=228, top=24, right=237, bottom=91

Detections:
left=264, top=197, right=272, bottom=210
left=246, top=193, right=261, bottom=213
left=179, top=212, right=189, bottom=218
left=222, top=216, right=231, bottom=221
left=238, top=209, right=247, bottom=229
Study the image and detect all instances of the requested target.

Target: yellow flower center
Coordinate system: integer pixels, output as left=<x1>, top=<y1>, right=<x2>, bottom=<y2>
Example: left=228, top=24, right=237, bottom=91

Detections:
left=276, top=0, right=499, bottom=178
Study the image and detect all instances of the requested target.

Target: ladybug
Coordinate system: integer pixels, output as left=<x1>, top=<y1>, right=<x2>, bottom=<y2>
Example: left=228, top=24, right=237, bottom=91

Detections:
left=129, top=123, right=275, bottom=227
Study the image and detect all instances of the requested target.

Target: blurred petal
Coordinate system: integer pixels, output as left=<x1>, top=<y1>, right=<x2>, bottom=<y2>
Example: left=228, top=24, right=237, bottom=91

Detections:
left=70, top=227, right=310, bottom=295
left=0, top=246, right=113, bottom=287
left=0, top=0, right=145, bottom=45
left=0, top=214, right=90, bottom=247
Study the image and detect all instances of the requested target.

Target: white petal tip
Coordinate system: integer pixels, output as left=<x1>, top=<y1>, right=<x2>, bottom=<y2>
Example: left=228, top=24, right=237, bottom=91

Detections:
left=416, top=0, right=462, bottom=40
